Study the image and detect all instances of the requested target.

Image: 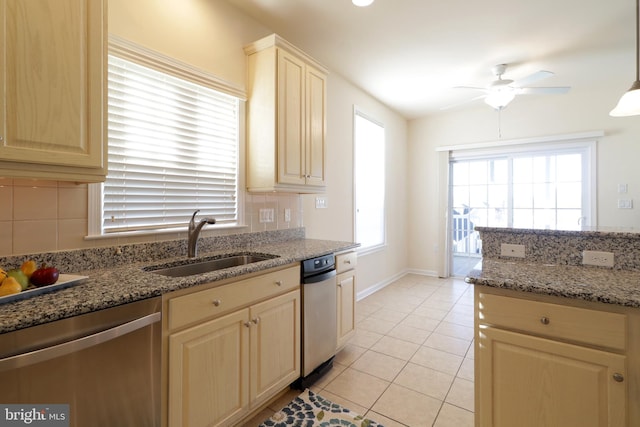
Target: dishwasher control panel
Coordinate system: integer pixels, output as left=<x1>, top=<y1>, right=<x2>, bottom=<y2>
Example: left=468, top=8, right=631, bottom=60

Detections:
left=301, top=254, right=335, bottom=277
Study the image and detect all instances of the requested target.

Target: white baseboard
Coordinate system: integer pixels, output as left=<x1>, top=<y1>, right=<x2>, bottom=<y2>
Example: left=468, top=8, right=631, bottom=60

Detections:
left=356, top=268, right=438, bottom=301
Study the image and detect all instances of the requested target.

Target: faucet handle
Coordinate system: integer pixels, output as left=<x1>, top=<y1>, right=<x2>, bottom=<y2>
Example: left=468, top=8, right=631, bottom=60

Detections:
left=190, top=210, right=200, bottom=227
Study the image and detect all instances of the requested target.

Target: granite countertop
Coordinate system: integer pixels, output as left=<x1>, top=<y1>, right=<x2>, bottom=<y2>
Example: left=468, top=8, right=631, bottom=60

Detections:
left=0, top=238, right=358, bottom=334
left=466, top=259, right=640, bottom=308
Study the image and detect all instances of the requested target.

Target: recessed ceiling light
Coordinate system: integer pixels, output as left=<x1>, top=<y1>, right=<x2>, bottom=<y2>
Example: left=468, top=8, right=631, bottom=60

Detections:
left=352, top=0, right=374, bottom=6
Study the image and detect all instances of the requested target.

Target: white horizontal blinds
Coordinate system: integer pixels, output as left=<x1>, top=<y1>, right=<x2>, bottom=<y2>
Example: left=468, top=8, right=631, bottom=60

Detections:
left=105, top=55, right=239, bottom=233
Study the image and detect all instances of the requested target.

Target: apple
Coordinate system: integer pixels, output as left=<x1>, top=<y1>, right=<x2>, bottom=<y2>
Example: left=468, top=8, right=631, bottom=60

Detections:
left=30, top=265, right=60, bottom=287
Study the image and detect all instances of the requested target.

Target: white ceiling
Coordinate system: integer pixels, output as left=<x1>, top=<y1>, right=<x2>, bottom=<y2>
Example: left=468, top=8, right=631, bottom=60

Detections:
left=227, top=0, right=636, bottom=119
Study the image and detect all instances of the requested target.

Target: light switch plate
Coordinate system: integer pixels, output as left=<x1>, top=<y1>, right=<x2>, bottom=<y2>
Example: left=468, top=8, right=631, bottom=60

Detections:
left=315, top=197, right=328, bottom=209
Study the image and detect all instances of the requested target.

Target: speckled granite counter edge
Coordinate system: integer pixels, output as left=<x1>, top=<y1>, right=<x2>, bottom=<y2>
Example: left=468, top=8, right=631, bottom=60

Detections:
left=0, top=229, right=360, bottom=334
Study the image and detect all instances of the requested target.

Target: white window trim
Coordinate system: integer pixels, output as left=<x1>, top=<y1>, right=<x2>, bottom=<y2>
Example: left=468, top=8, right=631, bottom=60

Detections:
left=87, top=35, right=247, bottom=239
left=353, top=106, right=387, bottom=255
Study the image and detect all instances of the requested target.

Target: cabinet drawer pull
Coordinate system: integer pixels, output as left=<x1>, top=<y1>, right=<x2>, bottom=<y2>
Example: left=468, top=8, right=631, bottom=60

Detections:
left=613, top=373, right=624, bottom=382
left=212, top=299, right=221, bottom=307
left=540, top=316, right=550, bottom=325
left=337, top=282, right=343, bottom=287
left=344, top=259, right=351, bottom=264
left=275, top=280, right=283, bottom=286
left=244, top=321, right=251, bottom=328
left=252, top=317, right=260, bottom=325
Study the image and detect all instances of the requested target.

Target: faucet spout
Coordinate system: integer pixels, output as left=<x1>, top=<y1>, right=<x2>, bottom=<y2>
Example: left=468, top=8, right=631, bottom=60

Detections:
left=187, top=210, right=216, bottom=258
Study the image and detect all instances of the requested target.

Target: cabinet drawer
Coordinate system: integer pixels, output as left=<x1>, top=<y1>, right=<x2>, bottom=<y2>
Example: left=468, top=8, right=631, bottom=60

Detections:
left=169, top=266, right=300, bottom=330
left=478, top=292, right=627, bottom=351
left=336, top=251, right=357, bottom=274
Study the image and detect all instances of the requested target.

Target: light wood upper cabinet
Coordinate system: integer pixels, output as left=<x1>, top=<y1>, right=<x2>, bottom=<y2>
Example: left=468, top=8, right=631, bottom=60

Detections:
left=0, top=0, right=106, bottom=182
left=245, top=34, right=327, bottom=193
left=475, top=288, right=634, bottom=427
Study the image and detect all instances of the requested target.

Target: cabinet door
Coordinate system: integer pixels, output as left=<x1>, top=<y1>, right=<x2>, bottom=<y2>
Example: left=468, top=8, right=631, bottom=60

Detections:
left=169, top=309, right=250, bottom=427
left=250, top=290, right=300, bottom=406
left=337, top=270, right=356, bottom=350
left=305, top=65, right=326, bottom=187
left=1, top=0, right=105, bottom=172
left=478, top=326, right=626, bottom=427
left=276, top=49, right=306, bottom=186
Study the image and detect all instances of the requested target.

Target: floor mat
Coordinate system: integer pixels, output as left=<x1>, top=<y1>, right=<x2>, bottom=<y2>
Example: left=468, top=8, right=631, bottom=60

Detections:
left=258, top=389, right=383, bottom=427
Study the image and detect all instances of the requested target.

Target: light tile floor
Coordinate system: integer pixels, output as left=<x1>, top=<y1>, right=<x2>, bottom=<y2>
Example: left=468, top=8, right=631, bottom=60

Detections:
left=244, top=274, right=475, bottom=427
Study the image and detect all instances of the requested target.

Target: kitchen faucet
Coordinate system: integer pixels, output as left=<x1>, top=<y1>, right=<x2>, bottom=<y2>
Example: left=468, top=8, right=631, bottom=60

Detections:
left=187, top=210, right=216, bottom=258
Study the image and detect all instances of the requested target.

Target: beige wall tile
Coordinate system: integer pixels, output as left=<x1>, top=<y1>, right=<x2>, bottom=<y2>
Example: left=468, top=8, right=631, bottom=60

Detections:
left=13, top=220, right=57, bottom=254
left=0, top=185, right=13, bottom=221
left=0, top=221, right=13, bottom=255
left=58, top=187, right=88, bottom=219
left=14, top=179, right=57, bottom=188
left=58, top=219, right=89, bottom=250
left=13, top=186, right=58, bottom=221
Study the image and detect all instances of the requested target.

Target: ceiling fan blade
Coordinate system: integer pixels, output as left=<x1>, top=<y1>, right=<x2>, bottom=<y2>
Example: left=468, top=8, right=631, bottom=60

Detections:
left=440, top=94, right=486, bottom=110
left=453, top=86, right=488, bottom=92
left=511, top=70, right=554, bottom=88
left=517, top=86, right=571, bottom=95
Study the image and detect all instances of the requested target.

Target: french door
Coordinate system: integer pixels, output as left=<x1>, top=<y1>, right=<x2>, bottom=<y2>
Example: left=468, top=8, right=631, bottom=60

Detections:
left=449, top=144, right=593, bottom=277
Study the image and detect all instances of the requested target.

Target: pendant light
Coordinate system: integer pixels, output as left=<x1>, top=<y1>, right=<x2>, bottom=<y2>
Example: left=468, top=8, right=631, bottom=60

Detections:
left=610, top=0, right=640, bottom=116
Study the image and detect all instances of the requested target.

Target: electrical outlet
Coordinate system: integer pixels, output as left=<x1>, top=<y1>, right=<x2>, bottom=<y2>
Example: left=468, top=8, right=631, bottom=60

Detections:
left=582, top=250, right=614, bottom=267
left=500, top=243, right=525, bottom=258
left=259, top=208, right=274, bottom=223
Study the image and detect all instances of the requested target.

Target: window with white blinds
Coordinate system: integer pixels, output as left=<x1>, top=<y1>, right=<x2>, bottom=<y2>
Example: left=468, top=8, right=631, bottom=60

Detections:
left=103, top=54, right=240, bottom=233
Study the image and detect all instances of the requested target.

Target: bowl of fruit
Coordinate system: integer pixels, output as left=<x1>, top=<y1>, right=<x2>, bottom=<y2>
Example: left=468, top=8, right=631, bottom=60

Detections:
left=0, top=260, right=87, bottom=304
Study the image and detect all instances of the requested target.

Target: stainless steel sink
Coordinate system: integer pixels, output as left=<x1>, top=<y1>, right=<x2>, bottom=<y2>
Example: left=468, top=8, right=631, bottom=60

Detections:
left=144, top=253, right=277, bottom=277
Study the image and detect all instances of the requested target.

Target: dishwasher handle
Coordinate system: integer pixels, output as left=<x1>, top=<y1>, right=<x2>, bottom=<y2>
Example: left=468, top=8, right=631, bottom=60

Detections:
left=0, top=312, right=161, bottom=372
left=303, top=269, right=336, bottom=284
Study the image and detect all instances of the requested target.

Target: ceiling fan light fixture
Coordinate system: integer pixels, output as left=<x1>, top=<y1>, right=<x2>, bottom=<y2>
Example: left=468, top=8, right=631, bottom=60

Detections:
left=611, top=0, right=640, bottom=116
left=352, top=0, right=374, bottom=7
left=484, top=90, right=515, bottom=110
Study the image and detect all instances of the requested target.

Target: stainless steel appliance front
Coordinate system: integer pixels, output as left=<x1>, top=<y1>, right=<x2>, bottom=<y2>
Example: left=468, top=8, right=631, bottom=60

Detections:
left=0, top=297, right=162, bottom=426
left=300, top=254, right=337, bottom=382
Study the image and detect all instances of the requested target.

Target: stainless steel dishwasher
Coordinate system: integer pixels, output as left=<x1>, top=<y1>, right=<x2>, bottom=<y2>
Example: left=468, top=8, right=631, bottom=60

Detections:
left=297, top=253, right=337, bottom=389
left=0, top=296, right=162, bottom=426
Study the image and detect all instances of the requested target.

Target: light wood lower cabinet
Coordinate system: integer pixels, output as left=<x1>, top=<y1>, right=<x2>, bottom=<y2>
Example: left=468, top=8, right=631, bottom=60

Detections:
left=336, top=251, right=357, bottom=350
left=165, top=265, right=301, bottom=427
left=169, top=309, right=249, bottom=427
left=475, top=288, right=635, bottom=427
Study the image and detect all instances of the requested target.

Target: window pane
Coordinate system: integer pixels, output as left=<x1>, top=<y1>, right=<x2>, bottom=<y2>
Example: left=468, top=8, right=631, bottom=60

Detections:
left=355, top=112, right=385, bottom=249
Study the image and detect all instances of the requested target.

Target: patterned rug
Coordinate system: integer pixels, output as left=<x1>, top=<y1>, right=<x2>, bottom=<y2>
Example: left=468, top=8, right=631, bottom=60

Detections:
left=258, top=389, right=383, bottom=427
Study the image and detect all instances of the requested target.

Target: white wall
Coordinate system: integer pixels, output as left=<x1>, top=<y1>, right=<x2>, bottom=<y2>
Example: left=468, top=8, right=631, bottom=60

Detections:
left=108, top=0, right=410, bottom=294
left=302, top=73, right=410, bottom=294
left=408, top=82, right=640, bottom=275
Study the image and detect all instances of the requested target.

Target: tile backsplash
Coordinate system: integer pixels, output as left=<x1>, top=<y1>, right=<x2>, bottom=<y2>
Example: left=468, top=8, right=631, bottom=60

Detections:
left=0, top=178, right=303, bottom=257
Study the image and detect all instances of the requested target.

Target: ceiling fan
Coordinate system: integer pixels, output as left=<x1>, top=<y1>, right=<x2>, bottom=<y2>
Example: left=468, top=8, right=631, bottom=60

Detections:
left=444, top=64, right=571, bottom=110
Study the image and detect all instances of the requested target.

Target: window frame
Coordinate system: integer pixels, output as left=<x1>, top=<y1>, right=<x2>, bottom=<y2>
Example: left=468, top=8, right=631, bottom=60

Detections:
left=353, top=107, right=387, bottom=253
left=87, top=35, right=247, bottom=239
